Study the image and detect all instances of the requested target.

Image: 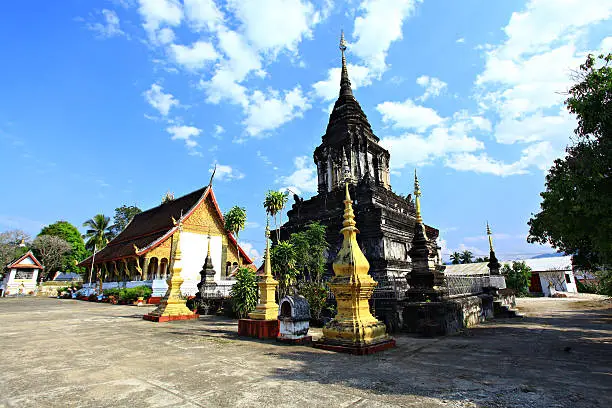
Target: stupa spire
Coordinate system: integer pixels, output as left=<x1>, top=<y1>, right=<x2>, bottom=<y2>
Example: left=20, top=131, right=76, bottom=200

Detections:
left=486, top=221, right=494, bottom=252
left=414, top=169, right=423, bottom=224
left=339, top=30, right=353, bottom=97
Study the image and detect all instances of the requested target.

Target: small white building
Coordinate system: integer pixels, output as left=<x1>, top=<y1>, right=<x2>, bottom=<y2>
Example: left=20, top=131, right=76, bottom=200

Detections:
left=443, top=255, right=578, bottom=297
left=1, top=251, right=44, bottom=297
left=523, top=256, right=577, bottom=296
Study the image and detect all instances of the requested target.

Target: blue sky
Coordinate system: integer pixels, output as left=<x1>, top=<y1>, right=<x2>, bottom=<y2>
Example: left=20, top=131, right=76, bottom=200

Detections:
left=1, top=0, right=611, bottom=263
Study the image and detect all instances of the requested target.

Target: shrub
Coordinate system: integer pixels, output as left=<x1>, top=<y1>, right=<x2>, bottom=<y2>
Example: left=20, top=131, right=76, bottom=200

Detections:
left=502, top=261, right=532, bottom=296
left=103, top=286, right=152, bottom=303
left=230, top=267, right=258, bottom=318
left=298, top=281, right=330, bottom=323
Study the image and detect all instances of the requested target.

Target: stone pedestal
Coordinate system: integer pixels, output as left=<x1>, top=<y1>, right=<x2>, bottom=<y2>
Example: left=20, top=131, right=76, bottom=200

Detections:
left=238, top=318, right=279, bottom=339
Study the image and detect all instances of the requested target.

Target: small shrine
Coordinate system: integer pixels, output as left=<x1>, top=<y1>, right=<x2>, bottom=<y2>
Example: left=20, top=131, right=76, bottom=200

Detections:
left=314, top=182, right=395, bottom=354
left=277, top=295, right=312, bottom=344
left=143, top=222, right=199, bottom=322
left=238, top=223, right=280, bottom=339
left=0, top=251, right=43, bottom=297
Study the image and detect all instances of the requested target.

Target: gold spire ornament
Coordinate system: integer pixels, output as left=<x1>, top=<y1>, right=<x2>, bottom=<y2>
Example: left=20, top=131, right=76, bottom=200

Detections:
left=486, top=221, right=494, bottom=252
left=316, top=181, right=394, bottom=353
left=414, top=169, right=423, bottom=224
left=144, top=221, right=198, bottom=322
left=248, top=221, right=279, bottom=320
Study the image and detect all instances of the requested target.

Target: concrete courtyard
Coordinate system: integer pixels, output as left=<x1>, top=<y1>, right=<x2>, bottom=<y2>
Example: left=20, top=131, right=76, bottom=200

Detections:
left=0, top=296, right=610, bottom=408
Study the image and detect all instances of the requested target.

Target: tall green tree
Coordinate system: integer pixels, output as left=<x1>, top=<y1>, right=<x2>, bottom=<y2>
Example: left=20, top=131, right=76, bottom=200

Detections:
left=460, top=250, right=474, bottom=264
left=528, top=53, right=612, bottom=267
left=111, top=205, right=141, bottom=236
left=263, top=190, right=289, bottom=241
left=83, top=214, right=114, bottom=252
left=290, top=222, right=328, bottom=283
left=224, top=206, right=247, bottom=266
left=450, top=251, right=461, bottom=265
left=271, top=240, right=298, bottom=299
left=39, top=221, right=88, bottom=274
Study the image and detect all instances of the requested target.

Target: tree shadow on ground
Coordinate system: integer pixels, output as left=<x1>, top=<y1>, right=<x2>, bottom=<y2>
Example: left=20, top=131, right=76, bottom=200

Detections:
left=256, top=306, right=611, bottom=408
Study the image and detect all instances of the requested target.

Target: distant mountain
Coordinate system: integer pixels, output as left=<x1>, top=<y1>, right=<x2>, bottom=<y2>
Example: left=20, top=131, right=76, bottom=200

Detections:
left=530, top=252, right=567, bottom=259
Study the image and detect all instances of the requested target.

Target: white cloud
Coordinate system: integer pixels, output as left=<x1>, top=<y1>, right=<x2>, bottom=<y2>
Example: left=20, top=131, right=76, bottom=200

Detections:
left=377, top=99, right=445, bottom=131
left=156, top=27, right=175, bottom=44
left=494, top=108, right=575, bottom=145
left=444, top=141, right=558, bottom=176
left=86, top=9, right=125, bottom=38
left=213, top=124, right=224, bottom=139
left=456, top=37, right=465, bottom=44
left=242, top=86, right=311, bottom=137
left=211, top=163, right=245, bottom=181
left=183, top=0, right=224, bottom=32
left=380, top=110, right=489, bottom=169
left=601, top=36, right=612, bottom=50
left=138, top=0, right=183, bottom=42
left=227, top=0, right=319, bottom=54
left=239, top=241, right=261, bottom=263
left=143, top=83, right=179, bottom=116
left=416, top=75, right=447, bottom=101
left=352, top=0, right=422, bottom=74
left=169, top=40, right=219, bottom=70
left=469, top=0, right=612, bottom=175
left=166, top=125, right=202, bottom=151
left=277, top=156, right=318, bottom=195
left=312, top=63, right=373, bottom=101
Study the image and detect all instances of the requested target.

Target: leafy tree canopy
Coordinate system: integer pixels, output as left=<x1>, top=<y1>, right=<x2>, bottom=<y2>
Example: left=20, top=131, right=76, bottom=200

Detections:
left=0, top=230, right=30, bottom=279
left=528, top=54, right=612, bottom=267
left=289, top=222, right=328, bottom=283
left=39, top=221, right=88, bottom=274
left=111, top=205, right=141, bottom=236
left=502, top=261, right=532, bottom=297
left=32, top=235, right=71, bottom=280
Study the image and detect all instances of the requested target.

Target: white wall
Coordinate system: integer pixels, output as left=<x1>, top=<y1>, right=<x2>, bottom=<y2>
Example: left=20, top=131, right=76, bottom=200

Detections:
left=539, top=271, right=578, bottom=296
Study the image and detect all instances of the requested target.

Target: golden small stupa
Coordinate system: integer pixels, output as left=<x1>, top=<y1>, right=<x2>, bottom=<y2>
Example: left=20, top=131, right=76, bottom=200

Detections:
left=316, top=181, right=395, bottom=354
left=144, top=221, right=198, bottom=322
left=248, top=221, right=279, bottom=320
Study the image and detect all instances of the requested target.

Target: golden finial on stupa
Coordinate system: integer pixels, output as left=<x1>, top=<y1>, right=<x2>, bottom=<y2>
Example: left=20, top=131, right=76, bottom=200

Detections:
left=486, top=221, right=494, bottom=252
left=414, top=169, right=423, bottom=224
left=340, top=29, right=347, bottom=52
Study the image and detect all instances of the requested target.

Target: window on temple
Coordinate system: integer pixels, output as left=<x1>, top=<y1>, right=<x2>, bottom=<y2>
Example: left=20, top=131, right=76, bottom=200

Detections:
left=565, top=274, right=571, bottom=283
left=15, top=268, right=34, bottom=279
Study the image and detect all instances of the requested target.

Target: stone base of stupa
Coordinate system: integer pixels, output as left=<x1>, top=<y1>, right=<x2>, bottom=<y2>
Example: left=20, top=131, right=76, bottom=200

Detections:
left=143, top=312, right=199, bottom=322
left=313, top=337, right=396, bottom=355
left=238, top=318, right=279, bottom=339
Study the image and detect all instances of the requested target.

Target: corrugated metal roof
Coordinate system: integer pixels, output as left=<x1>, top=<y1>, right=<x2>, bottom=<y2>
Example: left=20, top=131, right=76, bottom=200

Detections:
left=443, top=256, right=573, bottom=275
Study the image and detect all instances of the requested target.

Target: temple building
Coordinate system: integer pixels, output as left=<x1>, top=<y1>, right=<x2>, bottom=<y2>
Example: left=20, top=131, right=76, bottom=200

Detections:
left=1, top=251, right=43, bottom=297
left=79, top=184, right=252, bottom=297
left=281, top=34, right=441, bottom=309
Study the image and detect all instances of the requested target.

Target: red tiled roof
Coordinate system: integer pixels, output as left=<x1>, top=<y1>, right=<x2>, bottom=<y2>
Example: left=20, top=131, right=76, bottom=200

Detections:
left=7, top=251, right=43, bottom=269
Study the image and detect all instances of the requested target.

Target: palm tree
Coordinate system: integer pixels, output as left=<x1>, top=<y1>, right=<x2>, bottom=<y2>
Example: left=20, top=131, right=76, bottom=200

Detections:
left=460, top=250, right=474, bottom=264
left=450, top=251, right=462, bottom=265
left=224, top=206, right=247, bottom=268
left=263, top=190, right=289, bottom=241
left=83, top=214, right=114, bottom=252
